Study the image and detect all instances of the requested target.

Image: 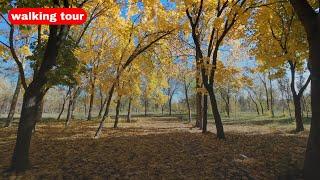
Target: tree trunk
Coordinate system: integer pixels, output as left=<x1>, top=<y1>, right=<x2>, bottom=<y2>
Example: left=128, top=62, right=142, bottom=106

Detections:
left=10, top=85, right=44, bottom=172
left=98, top=91, right=107, bottom=118
left=57, top=88, right=71, bottom=121
left=293, top=95, right=304, bottom=132
left=195, top=92, right=202, bottom=128
left=208, top=88, right=225, bottom=139
left=94, top=85, right=115, bottom=138
left=262, top=79, right=270, bottom=111
left=169, top=96, right=173, bottom=116
left=87, top=82, right=95, bottom=121
left=10, top=25, right=64, bottom=172
left=184, top=81, right=192, bottom=123
left=144, top=99, right=148, bottom=117
left=259, top=101, right=264, bottom=115
left=65, top=96, right=73, bottom=127
left=161, top=105, right=164, bottom=115
left=127, top=98, right=132, bottom=123
left=114, top=98, right=121, bottom=128
left=287, top=1, right=320, bottom=178
left=268, top=72, right=275, bottom=117
left=5, top=76, right=21, bottom=127
left=249, top=93, right=260, bottom=115
left=202, top=95, right=208, bottom=133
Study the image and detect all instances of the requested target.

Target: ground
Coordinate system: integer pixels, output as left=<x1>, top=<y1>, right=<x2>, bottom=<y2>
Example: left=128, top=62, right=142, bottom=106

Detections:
left=0, top=115, right=310, bottom=179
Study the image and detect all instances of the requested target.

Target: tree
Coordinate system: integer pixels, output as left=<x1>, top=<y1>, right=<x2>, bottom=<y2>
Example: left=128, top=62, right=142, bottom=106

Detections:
left=287, top=0, right=320, bottom=178
left=0, top=0, right=105, bottom=171
left=183, top=0, right=256, bottom=138
left=253, top=2, right=311, bottom=129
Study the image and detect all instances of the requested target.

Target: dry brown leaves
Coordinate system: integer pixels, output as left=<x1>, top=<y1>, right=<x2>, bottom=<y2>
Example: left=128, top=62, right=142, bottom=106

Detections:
left=0, top=117, right=308, bottom=179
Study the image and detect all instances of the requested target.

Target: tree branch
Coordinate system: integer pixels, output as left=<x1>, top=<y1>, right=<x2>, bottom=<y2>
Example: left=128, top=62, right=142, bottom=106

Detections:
left=9, top=26, right=27, bottom=90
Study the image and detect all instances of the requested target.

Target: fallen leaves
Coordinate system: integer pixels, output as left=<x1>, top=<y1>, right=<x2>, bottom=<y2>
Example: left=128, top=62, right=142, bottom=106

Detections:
left=0, top=117, right=308, bottom=179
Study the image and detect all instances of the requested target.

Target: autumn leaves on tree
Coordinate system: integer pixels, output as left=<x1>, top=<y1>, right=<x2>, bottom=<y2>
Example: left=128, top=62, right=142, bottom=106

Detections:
left=0, top=0, right=320, bottom=178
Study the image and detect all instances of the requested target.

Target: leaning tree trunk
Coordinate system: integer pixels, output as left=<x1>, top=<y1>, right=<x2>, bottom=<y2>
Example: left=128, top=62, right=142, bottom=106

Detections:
left=127, top=98, right=132, bottom=123
left=10, top=84, right=44, bottom=172
left=10, top=25, right=63, bottom=172
left=5, top=76, right=21, bottom=127
left=98, top=94, right=108, bottom=118
left=208, top=88, right=225, bottom=139
left=57, top=88, right=71, bottom=121
left=114, top=98, right=121, bottom=128
left=94, top=85, right=115, bottom=138
left=249, top=94, right=260, bottom=115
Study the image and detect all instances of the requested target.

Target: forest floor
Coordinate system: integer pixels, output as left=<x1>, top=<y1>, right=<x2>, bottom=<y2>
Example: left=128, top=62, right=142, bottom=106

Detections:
left=0, top=116, right=309, bottom=179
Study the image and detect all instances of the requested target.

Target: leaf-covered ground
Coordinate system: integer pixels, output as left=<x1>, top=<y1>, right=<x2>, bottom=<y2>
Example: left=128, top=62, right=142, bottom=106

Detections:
left=0, top=117, right=309, bottom=179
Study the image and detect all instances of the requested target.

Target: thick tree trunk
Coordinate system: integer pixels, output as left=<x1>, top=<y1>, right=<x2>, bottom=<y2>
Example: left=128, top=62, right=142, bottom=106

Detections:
left=287, top=1, right=320, bottom=178
left=5, top=76, right=21, bottom=127
left=127, top=98, right=132, bottom=123
left=10, top=85, right=44, bottom=172
left=94, top=85, right=115, bottom=138
left=202, top=95, right=208, bottom=133
left=208, top=88, right=225, bottom=139
left=293, top=95, right=304, bottom=132
left=10, top=24, right=64, bottom=172
left=87, top=82, right=95, bottom=121
left=114, top=98, right=121, bottom=128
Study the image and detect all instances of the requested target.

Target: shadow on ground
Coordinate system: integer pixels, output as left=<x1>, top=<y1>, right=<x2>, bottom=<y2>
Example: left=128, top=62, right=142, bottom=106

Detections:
left=0, top=118, right=307, bottom=179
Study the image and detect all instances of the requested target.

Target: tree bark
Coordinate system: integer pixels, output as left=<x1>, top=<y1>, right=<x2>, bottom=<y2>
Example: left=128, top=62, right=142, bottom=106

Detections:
left=169, top=96, right=173, bottom=116
left=98, top=89, right=107, bottom=118
left=288, top=0, right=320, bottom=178
left=184, top=80, right=192, bottom=123
left=10, top=24, right=64, bottom=172
left=249, top=93, right=260, bottom=115
left=208, top=88, right=225, bottom=139
left=57, top=88, right=71, bottom=121
left=293, top=95, right=304, bottom=132
left=268, top=72, right=275, bottom=117
left=196, top=93, right=203, bottom=129
left=261, top=76, right=270, bottom=111
left=127, top=97, right=132, bottom=123
left=114, top=98, right=121, bottom=128
left=65, top=96, right=74, bottom=127
left=144, top=99, right=148, bottom=117
left=10, top=83, right=45, bottom=171
left=94, top=85, right=115, bottom=138
left=202, top=95, right=208, bottom=133
left=5, top=76, right=21, bottom=127
left=87, top=81, right=95, bottom=121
